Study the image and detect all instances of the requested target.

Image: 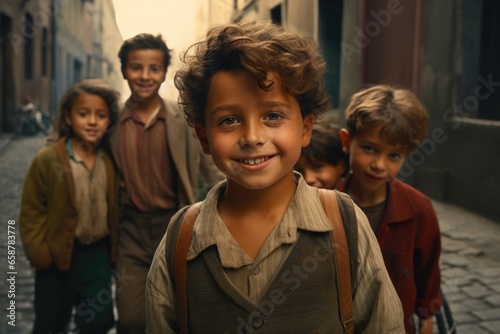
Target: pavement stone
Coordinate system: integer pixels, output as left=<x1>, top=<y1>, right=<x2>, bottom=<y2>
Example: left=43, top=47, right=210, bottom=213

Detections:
left=441, top=253, right=473, bottom=267
left=462, top=284, right=494, bottom=299
left=491, top=283, right=500, bottom=294
left=475, top=275, right=500, bottom=286
left=0, top=134, right=13, bottom=155
left=475, top=266, right=500, bottom=278
left=2, top=135, right=500, bottom=333
left=485, top=294, right=500, bottom=307
left=453, top=311, right=479, bottom=324
left=459, top=247, right=484, bottom=257
left=481, top=320, right=500, bottom=333
left=472, top=308, right=500, bottom=321
left=459, top=324, right=492, bottom=333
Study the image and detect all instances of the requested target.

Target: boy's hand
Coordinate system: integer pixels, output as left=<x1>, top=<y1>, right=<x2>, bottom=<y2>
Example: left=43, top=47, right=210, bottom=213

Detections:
left=29, top=242, right=54, bottom=270
left=419, top=317, right=433, bottom=334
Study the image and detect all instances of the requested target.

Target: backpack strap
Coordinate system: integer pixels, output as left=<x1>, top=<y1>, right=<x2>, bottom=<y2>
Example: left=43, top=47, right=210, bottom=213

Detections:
left=335, top=190, right=358, bottom=288
left=319, top=189, right=355, bottom=334
left=173, top=202, right=202, bottom=334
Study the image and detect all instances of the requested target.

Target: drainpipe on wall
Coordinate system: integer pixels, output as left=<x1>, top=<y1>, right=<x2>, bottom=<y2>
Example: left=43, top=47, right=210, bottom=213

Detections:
left=50, top=0, right=57, bottom=115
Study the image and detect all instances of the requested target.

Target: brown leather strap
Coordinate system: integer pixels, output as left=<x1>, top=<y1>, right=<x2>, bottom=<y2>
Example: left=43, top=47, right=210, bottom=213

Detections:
left=320, top=189, right=354, bottom=334
left=174, top=202, right=202, bottom=334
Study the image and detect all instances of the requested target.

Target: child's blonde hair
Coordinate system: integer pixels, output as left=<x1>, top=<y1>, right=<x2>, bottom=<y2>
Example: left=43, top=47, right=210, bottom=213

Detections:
left=175, top=21, right=330, bottom=127
left=52, top=78, right=120, bottom=141
left=345, top=84, right=429, bottom=153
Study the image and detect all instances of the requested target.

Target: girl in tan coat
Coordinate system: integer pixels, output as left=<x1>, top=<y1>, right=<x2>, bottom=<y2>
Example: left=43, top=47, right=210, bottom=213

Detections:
left=19, top=78, right=120, bottom=334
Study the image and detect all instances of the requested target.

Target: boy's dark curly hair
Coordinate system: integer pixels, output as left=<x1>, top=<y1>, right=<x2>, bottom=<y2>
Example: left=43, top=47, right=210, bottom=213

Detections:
left=301, top=120, right=349, bottom=170
left=174, top=21, right=331, bottom=127
left=118, top=33, right=171, bottom=70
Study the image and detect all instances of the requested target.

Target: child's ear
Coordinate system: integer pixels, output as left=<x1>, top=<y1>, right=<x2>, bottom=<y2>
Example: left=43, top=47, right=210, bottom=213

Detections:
left=339, top=128, right=351, bottom=154
left=64, top=111, right=72, bottom=127
left=301, top=114, right=315, bottom=147
left=194, top=123, right=211, bottom=155
left=336, top=160, right=347, bottom=176
left=121, top=67, right=127, bottom=80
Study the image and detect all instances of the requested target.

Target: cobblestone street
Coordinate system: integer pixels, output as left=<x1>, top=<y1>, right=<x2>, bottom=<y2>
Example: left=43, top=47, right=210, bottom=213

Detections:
left=1, top=135, right=43, bottom=334
left=1, top=135, right=499, bottom=333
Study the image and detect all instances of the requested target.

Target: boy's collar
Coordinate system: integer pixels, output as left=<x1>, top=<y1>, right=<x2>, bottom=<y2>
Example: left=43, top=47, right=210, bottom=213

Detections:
left=65, top=136, right=75, bottom=159
left=338, top=174, right=419, bottom=223
left=120, top=99, right=166, bottom=124
left=65, top=136, right=102, bottom=162
left=187, top=173, right=333, bottom=264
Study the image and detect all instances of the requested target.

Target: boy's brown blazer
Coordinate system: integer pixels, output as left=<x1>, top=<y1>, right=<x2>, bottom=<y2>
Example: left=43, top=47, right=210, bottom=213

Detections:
left=108, top=99, right=224, bottom=208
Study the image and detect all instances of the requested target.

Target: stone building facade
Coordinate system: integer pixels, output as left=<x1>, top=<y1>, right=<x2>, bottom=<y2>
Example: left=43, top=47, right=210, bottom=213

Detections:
left=0, top=0, right=123, bottom=135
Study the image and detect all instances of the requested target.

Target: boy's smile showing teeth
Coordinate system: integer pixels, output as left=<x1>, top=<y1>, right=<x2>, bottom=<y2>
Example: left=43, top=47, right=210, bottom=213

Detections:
left=238, top=156, right=271, bottom=165
left=122, top=49, right=166, bottom=101
left=85, top=129, right=99, bottom=136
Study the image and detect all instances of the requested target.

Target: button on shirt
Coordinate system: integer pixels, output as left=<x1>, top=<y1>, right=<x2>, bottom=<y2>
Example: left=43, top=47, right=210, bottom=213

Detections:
left=66, top=138, right=109, bottom=244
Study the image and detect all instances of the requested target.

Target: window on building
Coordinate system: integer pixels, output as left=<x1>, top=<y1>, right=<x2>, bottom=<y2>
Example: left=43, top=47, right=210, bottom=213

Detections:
left=478, top=0, right=500, bottom=121
left=361, top=0, right=421, bottom=95
left=41, top=28, right=48, bottom=77
left=87, top=55, right=91, bottom=78
left=318, top=0, right=343, bottom=108
left=1, top=13, right=15, bottom=133
left=74, top=59, right=83, bottom=82
left=24, top=13, right=34, bottom=80
left=270, top=4, right=282, bottom=25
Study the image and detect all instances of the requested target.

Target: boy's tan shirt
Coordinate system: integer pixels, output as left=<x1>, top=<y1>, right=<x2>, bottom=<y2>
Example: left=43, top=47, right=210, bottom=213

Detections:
left=146, top=173, right=405, bottom=333
left=66, top=138, right=109, bottom=244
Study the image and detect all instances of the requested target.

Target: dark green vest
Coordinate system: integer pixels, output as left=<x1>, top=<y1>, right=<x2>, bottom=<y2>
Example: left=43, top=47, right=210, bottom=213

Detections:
left=190, top=232, right=343, bottom=333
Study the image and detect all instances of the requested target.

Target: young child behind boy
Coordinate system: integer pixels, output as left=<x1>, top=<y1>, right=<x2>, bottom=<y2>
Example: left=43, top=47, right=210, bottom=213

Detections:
left=20, top=78, right=120, bottom=333
left=295, top=119, right=348, bottom=189
left=146, top=21, right=405, bottom=333
left=337, top=84, right=442, bottom=334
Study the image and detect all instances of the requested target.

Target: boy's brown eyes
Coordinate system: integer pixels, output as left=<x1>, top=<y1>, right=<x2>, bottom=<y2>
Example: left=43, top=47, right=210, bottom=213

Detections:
left=128, top=65, right=162, bottom=71
left=389, top=154, right=402, bottom=160
left=266, top=112, right=283, bottom=120
left=219, top=117, right=238, bottom=125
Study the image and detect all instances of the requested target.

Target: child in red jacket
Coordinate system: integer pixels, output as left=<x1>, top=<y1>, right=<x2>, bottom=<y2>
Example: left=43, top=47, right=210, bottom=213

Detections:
left=337, top=84, right=442, bottom=334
